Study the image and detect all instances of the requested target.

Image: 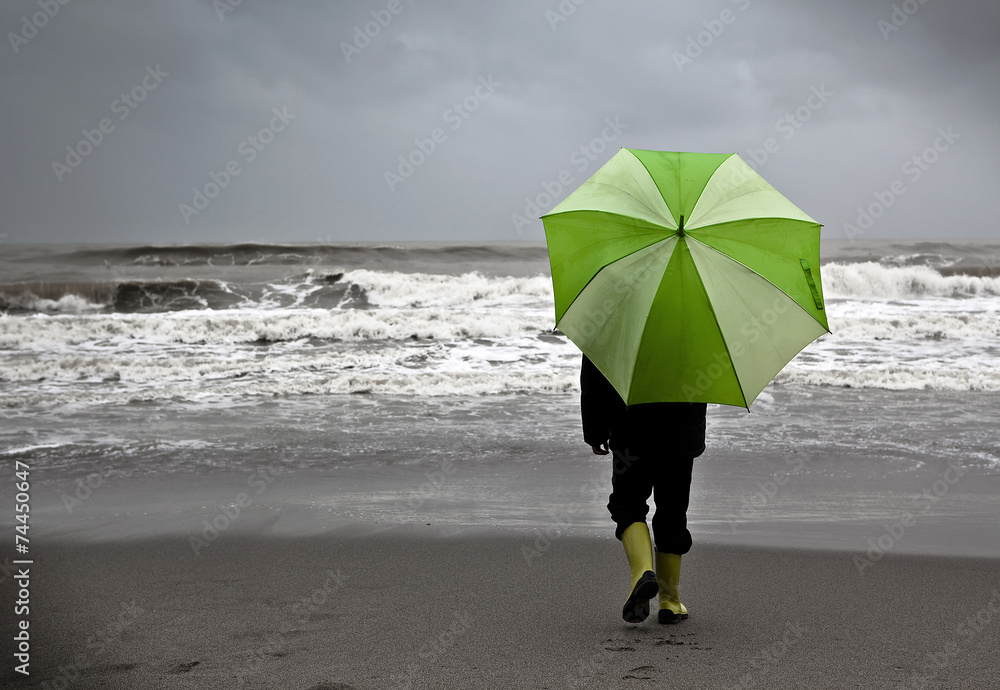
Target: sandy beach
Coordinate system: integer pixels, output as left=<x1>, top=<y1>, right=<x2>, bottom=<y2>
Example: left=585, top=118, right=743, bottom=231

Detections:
left=3, top=528, right=998, bottom=689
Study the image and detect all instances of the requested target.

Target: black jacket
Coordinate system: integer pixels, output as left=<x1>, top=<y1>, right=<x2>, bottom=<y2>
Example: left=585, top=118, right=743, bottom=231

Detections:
left=581, top=356, right=707, bottom=458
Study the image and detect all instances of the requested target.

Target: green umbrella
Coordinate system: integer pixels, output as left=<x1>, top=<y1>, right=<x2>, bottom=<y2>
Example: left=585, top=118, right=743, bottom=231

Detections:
left=541, top=149, right=830, bottom=409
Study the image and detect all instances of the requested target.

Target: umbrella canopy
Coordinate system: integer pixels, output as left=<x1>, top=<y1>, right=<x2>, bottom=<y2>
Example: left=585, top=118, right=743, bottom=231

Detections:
left=541, top=149, right=830, bottom=409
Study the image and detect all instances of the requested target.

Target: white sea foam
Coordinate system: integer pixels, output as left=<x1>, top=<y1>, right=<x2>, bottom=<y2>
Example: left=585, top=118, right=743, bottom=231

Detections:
left=2, top=261, right=999, bottom=402
left=0, top=292, right=107, bottom=314
left=3, top=263, right=996, bottom=316
left=1, top=442, right=76, bottom=456
left=344, top=263, right=1000, bottom=307
left=776, top=362, right=1000, bottom=392
left=1, top=366, right=582, bottom=407
left=343, top=269, right=554, bottom=308
left=0, top=307, right=555, bottom=349
left=826, top=308, right=999, bottom=341
left=3, top=296, right=996, bottom=354
left=822, top=262, right=1000, bottom=299
left=6, top=346, right=999, bottom=408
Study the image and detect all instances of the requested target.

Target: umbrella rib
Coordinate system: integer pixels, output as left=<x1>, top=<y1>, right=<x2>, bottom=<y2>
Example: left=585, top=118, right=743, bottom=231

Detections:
left=623, top=160, right=677, bottom=227
left=688, top=181, right=800, bottom=227
left=691, top=216, right=820, bottom=231
left=549, top=209, right=672, bottom=232
left=557, top=235, right=674, bottom=326
left=689, top=234, right=821, bottom=323
left=549, top=211, right=676, bottom=322
left=543, top=181, right=676, bottom=229
left=688, top=235, right=831, bottom=405
left=623, top=240, right=679, bottom=403
left=685, top=223, right=831, bottom=334
left=679, top=237, right=750, bottom=409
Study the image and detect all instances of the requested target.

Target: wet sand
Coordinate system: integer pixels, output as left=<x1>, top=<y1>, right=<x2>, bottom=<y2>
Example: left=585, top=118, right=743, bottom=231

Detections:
left=3, top=529, right=998, bottom=689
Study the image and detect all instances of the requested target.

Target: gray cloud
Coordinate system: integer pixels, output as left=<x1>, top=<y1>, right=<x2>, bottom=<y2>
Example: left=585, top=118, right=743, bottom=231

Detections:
left=1, top=0, right=997, bottom=244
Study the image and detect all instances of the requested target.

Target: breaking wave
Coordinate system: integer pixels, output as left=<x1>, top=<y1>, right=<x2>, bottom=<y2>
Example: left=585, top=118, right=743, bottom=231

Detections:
left=0, top=270, right=553, bottom=315
left=3, top=262, right=998, bottom=317
left=0, top=308, right=555, bottom=348
left=822, top=262, right=1000, bottom=300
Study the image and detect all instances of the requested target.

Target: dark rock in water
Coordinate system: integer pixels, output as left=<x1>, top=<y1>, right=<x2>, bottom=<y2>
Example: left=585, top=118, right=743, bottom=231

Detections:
left=323, top=272, right=344, bottom=283
left=339, top=283, right=369, bottom=309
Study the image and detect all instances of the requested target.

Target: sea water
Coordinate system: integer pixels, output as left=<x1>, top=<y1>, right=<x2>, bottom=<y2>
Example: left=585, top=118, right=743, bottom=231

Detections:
left=1, top=240, right=997, bottom=555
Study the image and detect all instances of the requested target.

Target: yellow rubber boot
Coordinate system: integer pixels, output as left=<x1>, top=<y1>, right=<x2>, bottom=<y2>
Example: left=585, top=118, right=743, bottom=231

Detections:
left=620, top=522, right=658, bottom=623
left=655, top=551, right=689, bottom=624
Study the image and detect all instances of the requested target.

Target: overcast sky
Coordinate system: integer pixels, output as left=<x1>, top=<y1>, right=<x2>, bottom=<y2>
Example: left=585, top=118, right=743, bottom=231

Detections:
left=1, top=0, right=997, bottom=245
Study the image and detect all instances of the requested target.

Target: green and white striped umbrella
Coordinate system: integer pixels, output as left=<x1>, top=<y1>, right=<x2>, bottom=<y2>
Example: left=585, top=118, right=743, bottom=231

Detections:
left=541, top=149, right=830, bottom=408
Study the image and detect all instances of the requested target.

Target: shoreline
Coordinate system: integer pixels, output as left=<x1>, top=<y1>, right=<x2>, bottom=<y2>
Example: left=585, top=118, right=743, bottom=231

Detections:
left=17, top=429, right=1000, bottom=560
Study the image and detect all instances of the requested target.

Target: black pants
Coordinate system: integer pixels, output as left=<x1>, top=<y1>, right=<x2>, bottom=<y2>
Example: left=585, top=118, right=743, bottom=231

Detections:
left=608, top=448, right=695, bottom=555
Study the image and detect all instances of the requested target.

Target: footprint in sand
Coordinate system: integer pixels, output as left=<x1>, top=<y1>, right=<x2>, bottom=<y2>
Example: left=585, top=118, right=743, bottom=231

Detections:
left=169, top=660, right=200, bottom=673
left=623, top=664, right=657, bottom=680
left=655, top=635, right=713, bottom=651
left=602, top=638, right=635, bottom=652
left=81, top=662, right=138, bottom=675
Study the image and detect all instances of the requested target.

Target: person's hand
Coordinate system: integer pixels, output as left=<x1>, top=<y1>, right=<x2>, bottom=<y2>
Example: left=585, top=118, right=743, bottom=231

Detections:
left=590, top=442, right=610, bottom=455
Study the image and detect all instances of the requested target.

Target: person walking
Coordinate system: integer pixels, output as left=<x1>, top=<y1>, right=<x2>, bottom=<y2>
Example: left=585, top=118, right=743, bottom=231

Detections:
left=581, top=355, right=708, bottom=624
